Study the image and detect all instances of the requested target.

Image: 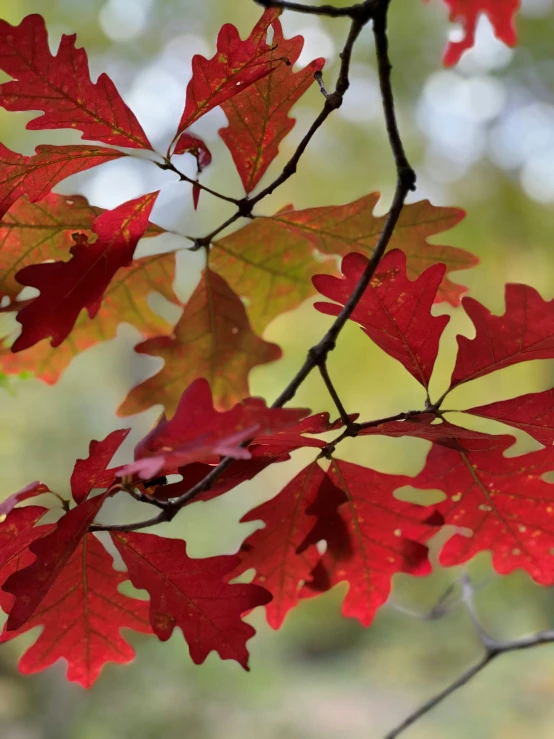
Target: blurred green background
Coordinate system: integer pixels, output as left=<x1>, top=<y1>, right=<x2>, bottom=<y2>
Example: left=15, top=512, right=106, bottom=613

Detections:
left=2, top=0, right=554, bottom=736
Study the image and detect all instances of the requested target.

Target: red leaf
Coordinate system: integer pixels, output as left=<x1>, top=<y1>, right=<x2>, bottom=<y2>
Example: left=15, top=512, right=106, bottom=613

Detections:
left=173, top=132, right=212, bottom=167
left=220, top=14, right=324, bottom=192
left=0, top=14, right=151, bottom=148
left=301, top=460, right=437, bottom=627
left=1, top=250, right=179, bottom=384
left=174, top=9, right=280, bottom=141
left=230, top=462, right=344, bottom=628
left=118, top=268, right=281, bottom=415
left=0, top=506, right=50, bottom=613
left=359, top=413, right=500, bottom=448
left=450, top=285, right=554, bottom=392
left=112, top=531, right=271, bottom=669
left=410, top=435, right=554, bottom=584
left=468, top=389, right=554, bottom=447
left=210, top=210, right=338, bottom=334
left=0, top=193, right=163, bottom=304
left=433, top=0, right=519, bottom=67
left=12, top=192, right=159, bottom=351
left=263, top=195, right=473, bottom=306
left=3, top=494, right=108, bottom=630
left=314, top=250, right=449, bottom=389
left=120, top=378, right=308, bottom=480
left=71, top=429, right=130, bottom=504
left=154, top=412, right=347, bottom=506
left=1, top=534, right=152, bottom=687
left=0, top=482, right=53, bottom=518
left=0, top=143, right=123, bottom=220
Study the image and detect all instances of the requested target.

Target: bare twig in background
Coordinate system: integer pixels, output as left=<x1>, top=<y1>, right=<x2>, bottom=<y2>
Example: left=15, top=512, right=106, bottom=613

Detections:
left=386, top=574, right=554, bottom=738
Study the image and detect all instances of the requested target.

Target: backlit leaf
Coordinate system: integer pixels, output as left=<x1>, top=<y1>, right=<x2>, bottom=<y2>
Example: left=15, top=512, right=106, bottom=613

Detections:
left=119, top=268, right=281, bottom=415
left=0, top=14, right=151, bottom=148
left=220, top=14, right=324, bottom=192
left=1, top=534, right=152, bottom=687
left=0, top=143, right=123, bottom=221
left=12, top=192, right=159, bottom=351
left=314, top=250, right=449, bottom=390
left=112, top=531, right=271, bottom=669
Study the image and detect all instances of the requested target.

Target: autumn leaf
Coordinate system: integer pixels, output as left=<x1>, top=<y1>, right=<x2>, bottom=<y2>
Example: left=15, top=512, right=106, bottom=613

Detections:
left=410, top=435, right=554, bottom=584
left=314, top=250, right=449, bottom=390
left=1, top=250, right=179, bottom=384
left=263, top=194, right=474, bottom=306
left=433, top=0, right=519, bottom=67
left=1, top=534, right=152, bottom=687
left=220, top=14, right=324, bottom=193
left=12, top=192, right=159, bottom=352
left=210, top=210, right=338, bottom=334
left=467, top=389, right=554, bottom=447
left=71, top=429, right=130, bottom=504
left=0, top=506, right=50, bottom=614
left=0, top=193, right=162, bottom=303
left=120, top=378, right=308, bottom=480
left=174, top=9, right=281, bottom=142
left=112, top=531, right=271, bottom=669
left=359, top=414, right=505, bottom=447
left=0, top=143, right=123, bottom=221
left=154, top=412, right=347, bottom=506
left=449, top=284, right=554, bottom=393
left=230, top=462, right=345, bottom=628
left=119, top=268, right=281, bottom=416
left=301, top=459, right=438, bottom=627
left=0, top=482, right=53, bottom=518
left=0, top=14, right=151, bottom=148
left=3, top=493, right=108, bottom=630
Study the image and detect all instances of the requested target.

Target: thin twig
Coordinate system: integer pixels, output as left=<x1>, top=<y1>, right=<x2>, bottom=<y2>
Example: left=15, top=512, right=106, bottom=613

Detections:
left=314, top=69, right=330, bottom=98
left=384, top=654, right=494, bottom=739
left=317, top=361, right=353, bottom=428
left=157, top=159, right=241, bottom=205
left=386, top=575, right=554, bottom=737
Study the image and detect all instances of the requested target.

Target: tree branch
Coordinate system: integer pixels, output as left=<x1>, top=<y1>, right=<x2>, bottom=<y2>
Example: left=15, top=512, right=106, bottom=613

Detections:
left=385, top=575, right=554, bottom=737
left=92, top=0, right=415, bottom=532
left=254, top=0, right=359, bottom=17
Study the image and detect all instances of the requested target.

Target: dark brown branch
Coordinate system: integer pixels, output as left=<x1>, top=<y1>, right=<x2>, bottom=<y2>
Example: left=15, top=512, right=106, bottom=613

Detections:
left=254, top=0, right=359, bottom=17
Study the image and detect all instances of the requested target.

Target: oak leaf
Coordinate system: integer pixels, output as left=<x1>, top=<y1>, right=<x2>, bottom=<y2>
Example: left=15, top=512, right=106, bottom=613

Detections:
left=314, top=250, right=449, bottom=390
left=119, top=268, right=280, bottom=415
left=1, top=250, right=179, bottom=384
left=301, top=459, right=439, bottom=626
left=3, top=493, right=109, bottom=630
left=112, top=531, right=271, bottom=669
left=435, top=0, right=519, bottom=67
left=120, top=378, right=308, bottom=480
left=1, top=534, right=152, bottom=687
left=0, top=143, right=123, bottom=221
left=174, top=9, right=281, bottom=141
left=220, top=14, right=324, bottom=193
left=467, top=389, right=554, bottom=447
left=230, top=462, right=345, bottom=628
left=0, top=14, right=151, bottom=148
left=263, top=194, right=474, bottom=305
left=449, top=284, right=554, bottom=392
left=410, top=435, right=554, bottom=584
left=71, top=429, right=130, bottom=504
left=12, top=192, right=159, bottom=351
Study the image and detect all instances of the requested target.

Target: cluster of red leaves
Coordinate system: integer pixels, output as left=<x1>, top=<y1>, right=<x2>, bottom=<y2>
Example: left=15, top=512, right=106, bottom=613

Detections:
left=0, top=2, right=537, bottom=688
